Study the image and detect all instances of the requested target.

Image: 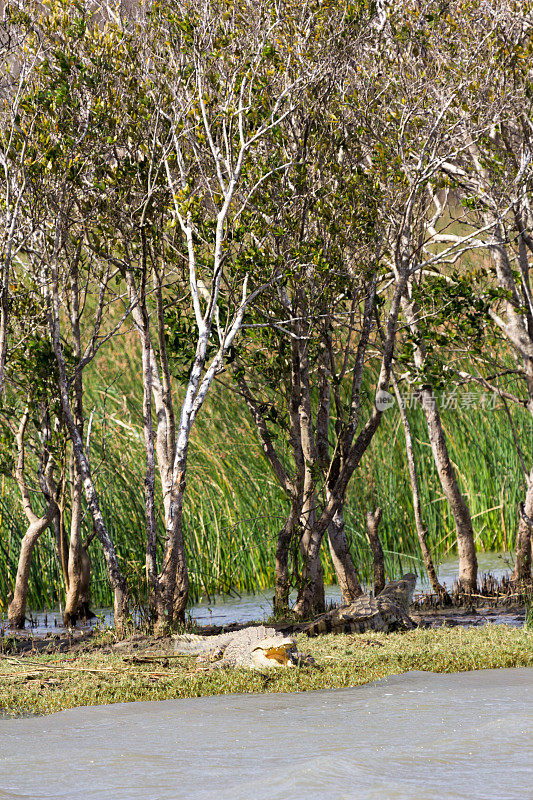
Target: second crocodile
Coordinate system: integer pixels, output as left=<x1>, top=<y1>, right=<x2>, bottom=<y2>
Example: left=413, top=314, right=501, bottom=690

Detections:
left=303, top=573, right=417, bottom=636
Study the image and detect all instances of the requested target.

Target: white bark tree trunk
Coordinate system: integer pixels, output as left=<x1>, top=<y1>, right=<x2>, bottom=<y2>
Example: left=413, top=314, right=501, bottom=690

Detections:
left=401, top=294, right=478, bottom=593
left=8, top=410, right=57, bottom=629
left=391, top=371, right=450, bottom=601
left=513, top=468, right=533, bottom=581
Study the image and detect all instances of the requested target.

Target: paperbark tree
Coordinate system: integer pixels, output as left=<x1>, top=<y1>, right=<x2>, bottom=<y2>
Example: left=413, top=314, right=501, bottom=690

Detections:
left=230, top=69, right=380, bottom=612
left=0, top=268, right=68, bottom=628
left=7, top=408, right=58, bottom=628
left=0, top=249, right=88, bottom=628
left=390, top=369, right=449, bottom=601
left=4, top=2, right=137, bottom=631
left=430, top=0, right=533, bottom=581
left=362, top=0, right=533, bottom=593
left=289, top=0, right=519, bottom=614
left=0, top=35, right=94, bottom=623
left=54, top=0, right=329, bottom=628
left=232, top=0, right=499, bottom=616
left=145, top=0, right=328, bottom=627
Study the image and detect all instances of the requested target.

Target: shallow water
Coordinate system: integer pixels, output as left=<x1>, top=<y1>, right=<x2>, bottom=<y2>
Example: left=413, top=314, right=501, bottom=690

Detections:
left=186, top=550, right=517, bottom=627
left=1, top=668, right=531, bottom=800
left=0, top=551, right=517, bottom=634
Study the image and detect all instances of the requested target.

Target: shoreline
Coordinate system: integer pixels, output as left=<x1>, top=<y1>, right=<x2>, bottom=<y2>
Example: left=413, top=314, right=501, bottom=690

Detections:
left=1, top=585, right=528, bottom=650
left=1, top=619, right=531, bottom=718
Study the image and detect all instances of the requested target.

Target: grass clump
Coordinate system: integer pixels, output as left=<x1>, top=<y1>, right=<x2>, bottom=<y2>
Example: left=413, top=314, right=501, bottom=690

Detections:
left=0, top=625, right=531, bottom=717
left=525, top=598, right=533, bottom=631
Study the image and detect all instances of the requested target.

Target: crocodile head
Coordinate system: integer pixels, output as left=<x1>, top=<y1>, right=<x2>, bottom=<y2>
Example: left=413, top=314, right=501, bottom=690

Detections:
left=250, top=636, right=306, bottom=669
left=378, top=573, right=417, bottom=612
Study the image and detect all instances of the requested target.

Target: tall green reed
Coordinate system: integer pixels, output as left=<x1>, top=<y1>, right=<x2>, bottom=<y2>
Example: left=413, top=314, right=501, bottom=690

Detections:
left=0, top=357, right=530, bottom=612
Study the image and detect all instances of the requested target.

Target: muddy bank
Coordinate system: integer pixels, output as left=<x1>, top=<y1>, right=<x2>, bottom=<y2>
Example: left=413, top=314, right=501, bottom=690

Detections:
left=412, top=604, right=526, bottom=629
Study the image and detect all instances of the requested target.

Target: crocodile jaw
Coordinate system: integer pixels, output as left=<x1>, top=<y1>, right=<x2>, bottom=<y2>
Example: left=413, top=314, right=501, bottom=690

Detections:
left=250, top=637, right=300, bottom=668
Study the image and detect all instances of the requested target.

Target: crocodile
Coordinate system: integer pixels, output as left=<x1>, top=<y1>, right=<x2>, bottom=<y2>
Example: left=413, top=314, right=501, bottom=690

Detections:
left=174, top=625, right=312, bottom=670
left=303, top=573, right=417, bottom=636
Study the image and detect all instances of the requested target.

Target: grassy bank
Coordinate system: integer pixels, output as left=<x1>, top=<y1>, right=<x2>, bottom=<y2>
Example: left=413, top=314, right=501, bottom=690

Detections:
left=0, top=625, right=531, bottom=717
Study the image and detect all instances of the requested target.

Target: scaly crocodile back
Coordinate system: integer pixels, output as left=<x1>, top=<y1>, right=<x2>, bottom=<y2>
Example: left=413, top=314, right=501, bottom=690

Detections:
left=174, top=631, right=237, bottom=655
left=303, top=573, right=417, bottom=637
left=304, top=596, right=382, bottom=636
left=174, top=625, right=279, bottom=657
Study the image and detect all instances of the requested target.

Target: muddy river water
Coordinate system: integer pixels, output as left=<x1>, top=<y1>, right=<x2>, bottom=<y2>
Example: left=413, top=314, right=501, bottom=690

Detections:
left=190, top=551, right=515, bottom=626
left=1, top=668, right=532, bottom=800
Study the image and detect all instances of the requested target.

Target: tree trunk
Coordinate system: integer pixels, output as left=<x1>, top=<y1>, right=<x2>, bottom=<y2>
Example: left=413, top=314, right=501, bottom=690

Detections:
left=138, top=252, right=159, bottom=620
left=63, top=417, right=129, bottom=633
left=400, top=285, right=478, bottom=593
left=366, top=507, right=385, bottom=595
left=326, top=505, right=363, bottom=602
left=298, top=535, right=325, bottom=615
left=513, top=468, right=533, bottom=581
left=154, top=478, right=189, bottom=633
left=274, top=517, right=293, bottom=614
left=154, top=485, right=190, bottom=632
left=63, top=454, right=85, bottom=625
left=173, top=536, right=190, bottom=623
left=8, top=516, right=53, bottom=629
left=293, top=325, right=325, bottom=617
left=296, top=487, right=325, bottom=617
left=63, top=256, right=89, bottom=627
left=77, top=545, right=93, bottom=621
left=392, top=373, right=450, bottom=602
left=419, top=387, right=478, bottom=592
left=52, top=508, right=69, bottom=595
left=48, top=276, right=130, bottom=635
left=273, top=495, right=301, bottom=614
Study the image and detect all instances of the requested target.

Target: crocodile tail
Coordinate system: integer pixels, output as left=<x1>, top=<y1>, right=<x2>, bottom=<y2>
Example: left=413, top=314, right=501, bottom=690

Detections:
left=305, top=616, right=374, bottom=636
left=304, top=616, right=332, bottom=636
left=304, top=615, right=358, bottom=636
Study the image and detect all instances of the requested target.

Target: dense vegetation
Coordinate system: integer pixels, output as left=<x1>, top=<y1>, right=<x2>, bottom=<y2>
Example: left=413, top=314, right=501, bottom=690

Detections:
left=0, top=0, right=532, bottom=631
left=0, top=358, right=530, bottom=611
